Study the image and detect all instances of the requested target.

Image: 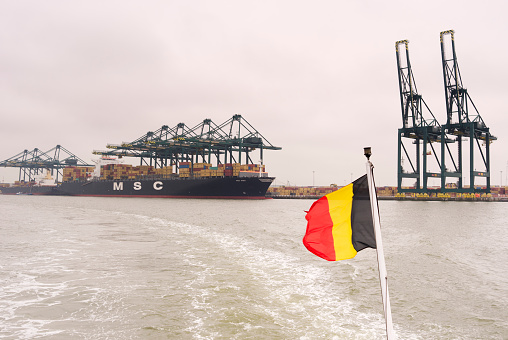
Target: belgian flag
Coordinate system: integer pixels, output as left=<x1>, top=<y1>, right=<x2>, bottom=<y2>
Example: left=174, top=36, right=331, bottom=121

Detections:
left=303, top=175, right=376, bottom=261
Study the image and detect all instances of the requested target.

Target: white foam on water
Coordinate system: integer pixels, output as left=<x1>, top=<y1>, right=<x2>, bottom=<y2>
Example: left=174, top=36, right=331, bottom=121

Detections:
left=0, top=271, right=68, bottom=339
left=126, top=214, right=390, bottom=339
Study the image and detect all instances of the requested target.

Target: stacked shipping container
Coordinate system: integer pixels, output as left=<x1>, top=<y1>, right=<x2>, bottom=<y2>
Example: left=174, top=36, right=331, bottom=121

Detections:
left=62, top=166, right=95, bottom=182
left=179, top=162, right=265, bottom=178
left=60, top=162, right=267, bottom=182
left=267, top=185, right=338, bottom=197
left=101, top=164, right=133, bottom=180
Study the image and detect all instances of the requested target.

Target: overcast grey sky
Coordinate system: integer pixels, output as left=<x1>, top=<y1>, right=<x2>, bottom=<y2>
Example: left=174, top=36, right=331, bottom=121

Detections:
left=1, top=1, right=507, bottom=186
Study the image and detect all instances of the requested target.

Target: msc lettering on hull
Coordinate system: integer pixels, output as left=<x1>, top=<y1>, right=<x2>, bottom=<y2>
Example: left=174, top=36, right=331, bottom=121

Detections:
left=113, top=181, right=164, bottom=191
left=113, top=182, right=124, bottom=191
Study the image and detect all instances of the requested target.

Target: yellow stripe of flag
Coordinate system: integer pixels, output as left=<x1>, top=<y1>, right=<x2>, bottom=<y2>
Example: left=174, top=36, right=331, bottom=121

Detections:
left=328, top=183, right=357, bottom=260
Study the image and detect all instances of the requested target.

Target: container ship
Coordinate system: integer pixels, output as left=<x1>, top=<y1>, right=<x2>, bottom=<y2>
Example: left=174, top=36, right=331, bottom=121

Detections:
left=0, top=160, right=273, bottom=199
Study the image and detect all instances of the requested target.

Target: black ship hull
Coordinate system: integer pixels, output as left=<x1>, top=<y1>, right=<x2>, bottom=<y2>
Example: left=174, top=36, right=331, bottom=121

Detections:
left=1, top=177, right=274, bottom=199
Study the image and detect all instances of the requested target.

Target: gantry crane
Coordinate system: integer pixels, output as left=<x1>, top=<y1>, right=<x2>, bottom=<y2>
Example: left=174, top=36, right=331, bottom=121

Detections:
left=396, top=40, right=445, bottom=193
left=93, top=115, right=281, bottom=170
left=0, top=145, right=92, bottom=183
left=440, top=30, right=496, bottom=192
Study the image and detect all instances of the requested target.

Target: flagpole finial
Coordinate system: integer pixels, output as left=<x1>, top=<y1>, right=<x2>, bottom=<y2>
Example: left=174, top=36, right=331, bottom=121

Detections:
left=364, top=147, right=372, bottom=160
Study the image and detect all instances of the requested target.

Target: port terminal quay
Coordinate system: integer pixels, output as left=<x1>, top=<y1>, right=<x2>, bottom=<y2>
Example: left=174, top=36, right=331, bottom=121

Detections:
left=267, top=185, right=508, bottom=201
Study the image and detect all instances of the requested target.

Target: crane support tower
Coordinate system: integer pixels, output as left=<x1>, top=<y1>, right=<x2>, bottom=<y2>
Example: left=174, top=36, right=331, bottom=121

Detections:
left=396, top=40, right=445, bottom=193
left=440, top=30, right=496, bottom=193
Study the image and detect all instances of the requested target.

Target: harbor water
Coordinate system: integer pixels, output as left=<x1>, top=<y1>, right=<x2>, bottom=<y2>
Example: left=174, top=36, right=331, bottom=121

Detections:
left=0, top=196, right=506, bottom=339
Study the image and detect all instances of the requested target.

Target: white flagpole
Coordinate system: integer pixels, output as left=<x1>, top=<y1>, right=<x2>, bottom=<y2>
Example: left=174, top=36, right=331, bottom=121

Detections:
left=364, top=147, right=395, bottom=339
